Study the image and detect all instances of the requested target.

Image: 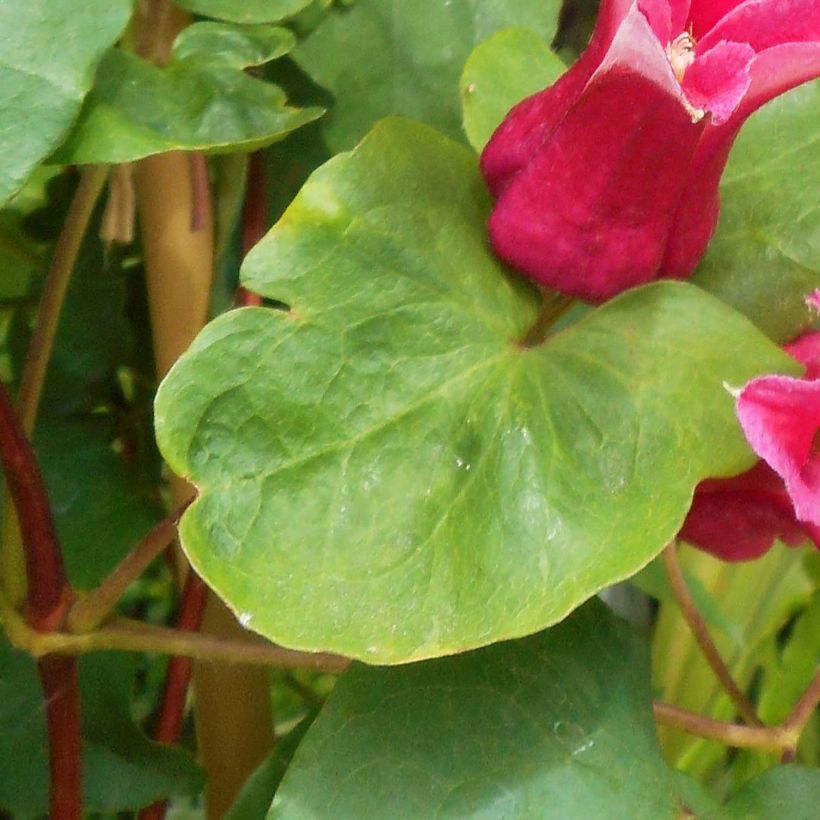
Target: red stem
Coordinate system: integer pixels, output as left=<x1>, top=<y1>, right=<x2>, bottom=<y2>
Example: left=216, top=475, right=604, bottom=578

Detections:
left=138, top=571, right=209, bottom=820
left=39, top=656, right=82, bottom=820
left=0, top=381, right=81, bottom=818
left=235, top=150, right=267, bottom=308
left=0, top=382, right=69, bottom=628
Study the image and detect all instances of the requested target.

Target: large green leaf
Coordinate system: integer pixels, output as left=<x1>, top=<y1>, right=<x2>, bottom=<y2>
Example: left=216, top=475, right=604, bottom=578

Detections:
left=270, top=602, right=681, bottom=818
left=155, top=118, right=794, bottom=663
left=293, top=0, right=563, bottom=150
left=694, top=82, right=820, bottom=342
left=0, top=641, right=202, bottom=815
left=0, top=0, right=131, bottom=205
left=174, top=0, right=314, bottom=23
left=54, top=23, right=323, bottom=164
left=460, top=27, right=565, bottom=153
left=706, top=766, right=820, bottom=819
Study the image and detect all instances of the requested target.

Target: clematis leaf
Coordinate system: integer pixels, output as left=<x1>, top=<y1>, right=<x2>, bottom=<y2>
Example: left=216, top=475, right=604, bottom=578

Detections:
left=173, top=0, right=314, bottom=23
left=53, top=24, right=323, bottom=165
left=0, top=0, right=131, bottom=204
left=155, top=118, right=795, bottom=663
left=292, top=0, right=563, bottom=151
left=704, top=766, right=820, bottom=819
left=269, top=602, right=681, bottom=819
left=460, top=27, right=566, bottom=153
left=695, top=82, right=820, bottom=342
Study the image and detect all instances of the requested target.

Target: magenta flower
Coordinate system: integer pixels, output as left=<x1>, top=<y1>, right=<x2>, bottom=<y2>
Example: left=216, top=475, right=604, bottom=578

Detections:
left=481, top=0, right=820, bottom=302
left=682, top=332, right=820, bottom=561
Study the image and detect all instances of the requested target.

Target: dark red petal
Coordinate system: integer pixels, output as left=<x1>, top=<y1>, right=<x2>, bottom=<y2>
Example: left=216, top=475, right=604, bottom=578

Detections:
left=682, top=40, right=754, bottom=124
left=737, top=376, right=820, bottom=526
left=785, top=332, right=820, bottom=380
left=697, top=0, right=820, bottom=54
left=480, top=0, right=634, bottom=196
left=681, top=462, right=820, bottom=561
left=687, top=0, right=747, bottom=39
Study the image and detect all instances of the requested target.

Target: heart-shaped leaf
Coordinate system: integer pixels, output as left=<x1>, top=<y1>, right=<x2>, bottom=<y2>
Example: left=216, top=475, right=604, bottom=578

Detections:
left=155, top=117, right=794, bottom=663
left=270, top=602, right=681, bottom=819
left=0, top=0, right=131, bottom=204
left=293, top=0, right=563, bottom=150
left=53, top=24, right=323, bottom=165
left=460, top=27, right=566, bottom=152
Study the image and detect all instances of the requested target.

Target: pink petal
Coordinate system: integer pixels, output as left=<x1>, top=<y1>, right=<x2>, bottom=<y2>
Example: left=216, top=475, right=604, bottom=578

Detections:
left=660, top=41, right=820, bottom=278
left=697, top=0, right=820, bottom=54
left=806, top=290, right=820, bottom=314
left=668, top=0, right=692, bottom=35
left=638, top=0, right=672, bottom=42
left=481, top=0, right=635, bottom=196
left=682, top=40, right=754, bottom=124
left=785, top=332, right=820, bottom=380
left=681, top=463, right=820, bottom=561
left=737, top=375, right=820, bottom=526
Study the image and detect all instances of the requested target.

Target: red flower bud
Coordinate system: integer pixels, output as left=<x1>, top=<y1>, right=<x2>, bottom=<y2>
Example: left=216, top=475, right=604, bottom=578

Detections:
left=481, top=0, right=820, bottom=301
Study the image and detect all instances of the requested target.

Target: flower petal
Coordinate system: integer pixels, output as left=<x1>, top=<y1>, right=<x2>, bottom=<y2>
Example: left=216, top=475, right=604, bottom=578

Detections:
left=682, top=40, right=754, bottom=124
left=681, top=463, right=820, bottom=561
left=481, top=0, right=634, bottom=196
left=687, top=0, right=746, bottom=39
left=737, top=375, right=820, bottom=526
left=697, top=0, right=820, bottom=54
left=785, top=331, right=820, bottom=380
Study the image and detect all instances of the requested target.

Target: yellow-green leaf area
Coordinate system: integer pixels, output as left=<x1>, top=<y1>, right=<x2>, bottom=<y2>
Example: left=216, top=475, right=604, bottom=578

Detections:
left=155, top=118, right=796, bottom=664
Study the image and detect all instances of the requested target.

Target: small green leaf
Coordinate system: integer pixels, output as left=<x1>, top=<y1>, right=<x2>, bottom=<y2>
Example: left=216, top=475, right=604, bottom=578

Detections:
left=460, top=27, right=566, bottom=152
left=706, top=766, right=820, bottom=819
left=0, top=0, right=131, bottom=204
left=155, top=118, right=795, bottom=663
left=270, top=602, right=680, bottom=819
left=53, top=24, right=323, bottom=165
left=174, top=0, right=314, bottom=23
left=293, top=0, right=563, bottom=150
left=695, top=82, right=820, bottom=342
left=0, top=641, right=202, bottom=815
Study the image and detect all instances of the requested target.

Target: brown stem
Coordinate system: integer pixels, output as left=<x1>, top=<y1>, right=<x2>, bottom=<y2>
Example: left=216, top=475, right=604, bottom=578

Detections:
left=39, top=655, right=82, bottom=820
left=235, top=151, right=267, bottom=307
left=662, top=543, right=761, bottom=727
left=66, top=499, right=193, bottom=633
left=781, top=670, right=820, bottom=761
left=653, top=702, right=786, bottom=753
left=138, top=572, right=209, bottom=820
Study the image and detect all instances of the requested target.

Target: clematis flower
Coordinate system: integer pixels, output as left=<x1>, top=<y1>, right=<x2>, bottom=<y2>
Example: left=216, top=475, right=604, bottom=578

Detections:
left=681, top=331, right=820, bottom=561
left=481, top=0, right=820, bottom=302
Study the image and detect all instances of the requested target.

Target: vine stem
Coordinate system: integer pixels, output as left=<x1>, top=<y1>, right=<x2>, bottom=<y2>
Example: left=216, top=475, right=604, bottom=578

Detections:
left=662, top=543, right=762, bottom=727
left=653, top=703, right=786, bottom=753
left=1, top=165, right=108, bottom=607
left=66, top=499, right=193, bottom=633
left=138, top=572, right=209, bottom=820
left=0, top=381, right=80, bottom=818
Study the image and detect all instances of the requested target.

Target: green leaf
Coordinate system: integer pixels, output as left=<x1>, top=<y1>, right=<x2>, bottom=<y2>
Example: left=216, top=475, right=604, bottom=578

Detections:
left=174, top=0, right=315, bottom=23
left=0, top=641, right=202, bottom=815
left=155, top=118, right=794, bottom=663
left=53, top=24, right=323, bottom=165
left=460, top=27, right=566, bottom=152
left=270, top=602, right=680, bottom=819
left=293, top=0, right=563, bottom=150
left=226, top=712, right=318, bottom=820
left=694, top=82, right=820, bottom=342
left=0, top=0, right=131, bottom=204
left=706, top=766, right=820, bottom=819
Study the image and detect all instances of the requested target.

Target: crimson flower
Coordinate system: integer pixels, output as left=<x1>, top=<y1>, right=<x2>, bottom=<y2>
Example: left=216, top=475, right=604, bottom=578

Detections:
left=481, top=0, right=820, bottom=302
left=681, top=332, right=820, bottom=561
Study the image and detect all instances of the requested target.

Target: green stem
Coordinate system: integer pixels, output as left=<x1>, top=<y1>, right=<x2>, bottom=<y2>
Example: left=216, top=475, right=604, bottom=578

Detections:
left=663, top=543, right=762, bottom=727
left=518, top=289, right=575, bottom=348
